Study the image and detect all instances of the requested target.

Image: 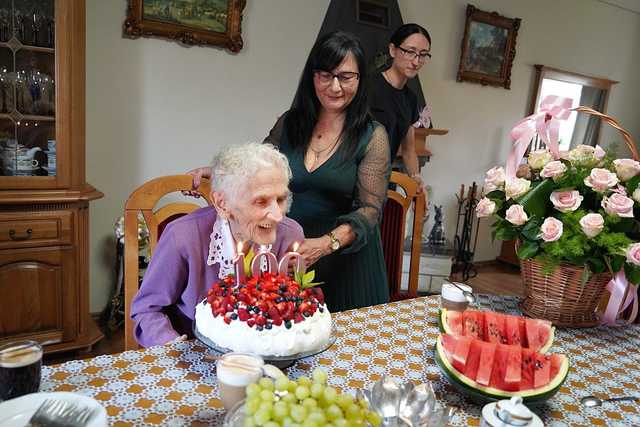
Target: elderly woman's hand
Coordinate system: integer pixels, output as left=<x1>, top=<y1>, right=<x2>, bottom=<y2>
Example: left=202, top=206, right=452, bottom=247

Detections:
left=298, top=236, right=332, bottom=267
left=165, top=334, right=187, bottom=345
left=182, top=166, right=212, bottom=198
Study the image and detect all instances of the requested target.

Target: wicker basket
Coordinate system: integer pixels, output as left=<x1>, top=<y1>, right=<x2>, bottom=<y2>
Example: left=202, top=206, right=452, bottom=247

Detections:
left=520, top=258, right=611, bottom=327
left=518, top=107, right=638, bottom=328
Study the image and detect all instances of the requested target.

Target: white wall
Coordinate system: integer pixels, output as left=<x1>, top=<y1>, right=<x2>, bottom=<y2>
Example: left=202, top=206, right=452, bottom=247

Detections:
left=86, top=0, right=640, bottom=312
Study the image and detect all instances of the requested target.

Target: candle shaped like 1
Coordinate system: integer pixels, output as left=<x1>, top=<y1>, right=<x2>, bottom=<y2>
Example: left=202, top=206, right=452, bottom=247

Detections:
left=278, top=242, right=306, bottom=276
left=251, top=245, right=278, bottom=277
left=233, top=241, right=245, bottom=286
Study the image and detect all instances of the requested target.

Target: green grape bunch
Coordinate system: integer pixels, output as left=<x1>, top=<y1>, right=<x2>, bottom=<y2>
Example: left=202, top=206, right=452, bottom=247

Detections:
left=242, top=367, right=382, bottom=427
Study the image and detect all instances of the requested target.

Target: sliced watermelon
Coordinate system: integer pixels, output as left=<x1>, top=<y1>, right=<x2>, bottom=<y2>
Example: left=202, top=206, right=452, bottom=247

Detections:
left=526, top=319, right=553, bottom=353
left=436, top=334, right=569, bottom=404
left=440, top=309, right=554, bottom=353
left=475, top=341, right=496, bottom=386
left=484, top=312, right=506, bottom=344
left=463, top=310, right=483, bottom=339
left=533, top=352, right=551, bottom=389
left=463, top=339, right=483, bottom=381
left=520, top=348, right=535, bottom=391
left=452, top=335, right=472, bottom=372
left=505, top=315, right=522, bottom=346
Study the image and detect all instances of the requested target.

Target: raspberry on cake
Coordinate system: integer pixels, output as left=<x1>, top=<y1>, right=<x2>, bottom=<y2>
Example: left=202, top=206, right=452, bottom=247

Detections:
left=194, top=272, right=332, bottom=357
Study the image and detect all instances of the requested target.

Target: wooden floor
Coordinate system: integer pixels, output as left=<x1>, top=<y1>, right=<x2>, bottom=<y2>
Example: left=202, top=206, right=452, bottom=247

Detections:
left=44, top=261, right=521, bottom=366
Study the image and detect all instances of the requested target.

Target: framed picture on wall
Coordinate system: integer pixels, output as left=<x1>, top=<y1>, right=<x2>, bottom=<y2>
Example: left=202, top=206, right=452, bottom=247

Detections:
left=456, top=4, right=521, bottom=89
left=124, top=0, right=247, bottom=53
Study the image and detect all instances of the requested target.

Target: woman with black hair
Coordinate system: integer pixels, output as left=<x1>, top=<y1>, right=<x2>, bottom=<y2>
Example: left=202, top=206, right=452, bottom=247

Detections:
left=370, top=23, right=431, bottom=194
left=189, top=31, right=391, bottom=312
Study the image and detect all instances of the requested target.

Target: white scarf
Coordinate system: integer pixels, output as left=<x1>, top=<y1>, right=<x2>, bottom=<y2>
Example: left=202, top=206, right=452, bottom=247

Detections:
left=207, top=217, right=274, bottom=278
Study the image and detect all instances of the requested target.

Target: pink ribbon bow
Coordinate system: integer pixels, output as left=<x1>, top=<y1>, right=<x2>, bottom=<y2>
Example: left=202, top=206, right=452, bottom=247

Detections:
left=601, top=270, right=639, bottom=326
left=506, top=95, right=573, bottom=179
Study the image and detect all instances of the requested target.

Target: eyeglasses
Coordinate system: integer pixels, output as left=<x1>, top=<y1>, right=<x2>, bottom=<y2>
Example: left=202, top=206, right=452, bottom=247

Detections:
left=314, top=70, right=360, bottom=86
left=397, top=46, right=431, bottom=62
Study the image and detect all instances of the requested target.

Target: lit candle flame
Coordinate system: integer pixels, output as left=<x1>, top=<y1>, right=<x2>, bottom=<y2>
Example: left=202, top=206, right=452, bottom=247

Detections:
left=292, top=242, right=299, bottom=252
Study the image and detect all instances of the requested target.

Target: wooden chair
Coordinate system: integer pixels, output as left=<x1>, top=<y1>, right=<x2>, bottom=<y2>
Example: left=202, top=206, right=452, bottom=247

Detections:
left=380, top=171, right=427, bottom=301
left=123, top=175, right=212, bottom=351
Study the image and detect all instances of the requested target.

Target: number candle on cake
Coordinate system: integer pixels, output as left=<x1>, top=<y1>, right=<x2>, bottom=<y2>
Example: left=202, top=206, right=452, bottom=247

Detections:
left=251, top=245, right=278, bottom=277
left=233, top=241, right=245, bottom=286
left=277, top=242, right=305, bottom=276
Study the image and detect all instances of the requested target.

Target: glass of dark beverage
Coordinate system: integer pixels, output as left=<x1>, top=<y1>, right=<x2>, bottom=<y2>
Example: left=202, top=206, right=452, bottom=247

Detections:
left=0, top=340, right=43, bottom=401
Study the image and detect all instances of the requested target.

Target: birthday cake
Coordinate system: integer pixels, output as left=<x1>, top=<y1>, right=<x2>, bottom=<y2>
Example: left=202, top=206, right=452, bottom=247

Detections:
left=194, top=273, right=332, bottom=357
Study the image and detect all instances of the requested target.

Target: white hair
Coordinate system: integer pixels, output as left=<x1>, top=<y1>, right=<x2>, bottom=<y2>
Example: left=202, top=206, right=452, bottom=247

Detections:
left=210, top=142, right=292, bottom=200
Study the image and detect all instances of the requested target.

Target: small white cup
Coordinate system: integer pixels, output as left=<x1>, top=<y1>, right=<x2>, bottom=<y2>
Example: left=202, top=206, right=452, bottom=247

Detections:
left=441, top=282, right=472, bottom=311
left=216, top=352, right=264, bottom=411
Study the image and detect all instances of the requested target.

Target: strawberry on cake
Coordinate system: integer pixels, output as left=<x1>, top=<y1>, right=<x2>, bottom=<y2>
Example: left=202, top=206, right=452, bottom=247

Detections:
left=194, top=273, right=332, bottom=357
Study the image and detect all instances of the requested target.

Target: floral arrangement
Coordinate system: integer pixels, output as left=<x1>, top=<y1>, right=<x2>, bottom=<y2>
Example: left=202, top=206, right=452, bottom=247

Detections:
left=476, top=97, right=640, bottom=284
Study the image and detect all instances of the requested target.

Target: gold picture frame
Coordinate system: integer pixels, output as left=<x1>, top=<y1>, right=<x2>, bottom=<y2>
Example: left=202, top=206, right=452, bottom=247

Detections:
left=124, top=0, right=247, bottom=53
left=456, top=4, right=521, bottom=89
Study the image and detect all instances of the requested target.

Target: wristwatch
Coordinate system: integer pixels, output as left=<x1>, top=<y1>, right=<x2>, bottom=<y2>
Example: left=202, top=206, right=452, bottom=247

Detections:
left=327, top=231, right=340, bottom=252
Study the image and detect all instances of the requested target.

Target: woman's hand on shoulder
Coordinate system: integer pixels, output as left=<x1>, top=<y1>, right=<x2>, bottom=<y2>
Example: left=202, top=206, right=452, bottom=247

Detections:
left=182, top=166, right=212, bottom=198
left=298, top=236, right=332, bottom=267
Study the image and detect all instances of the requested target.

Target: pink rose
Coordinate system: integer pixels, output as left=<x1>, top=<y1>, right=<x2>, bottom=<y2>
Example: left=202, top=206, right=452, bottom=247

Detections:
left=579, top=213, right=604, bottom=238
left=625, top=243, right=640, bottom=266
left=584, top=168, right=618, bottom=192
left=613, top=159, right=640, bottom=182
left=540, top=161, right=567, bottom=180
left=484, top=166, right=506, bottom=192
left=539, top=217, right=563, bottom=242
left=476, top=197, right=496, bottom=218
left=602, top=193, right=634, bottom=218
left=550, top=190, right=583, bottom=213
left=594, top=145, right=606, bottom=161
left=505, top=204, right=528, bottom=226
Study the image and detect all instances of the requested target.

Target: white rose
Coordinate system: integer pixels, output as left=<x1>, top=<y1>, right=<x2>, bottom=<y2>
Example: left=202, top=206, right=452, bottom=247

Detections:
left=579, top=213, right=604, bottom=238
left=540, top=161, right=567, bottom=180
left=476, top=197, right=496, bottom=218
left=584, top=168, right=619, bottom=193
left=484, top=166, right=506, bottom=192
left=601, top=193, right=634, bottom=218
left=633, top=188, right=640, bottom=204
left=528, top=149, right=554, bottom=170
left=568, top=145, right=597, bottom=166
left=550, top=190, right=583, bottom=213
left=613, top=159, right=640, bottom=182
left=505, top=204, right=528, bottom=226
left=539, top=217, right=563, bottom=242
left=505, top=178, right=531, bottom=200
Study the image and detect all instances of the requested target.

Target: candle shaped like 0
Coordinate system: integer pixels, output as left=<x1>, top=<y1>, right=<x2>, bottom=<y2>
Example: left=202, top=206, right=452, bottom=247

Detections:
left=278, top=242, right=306, bottom=276
left=233, top=241, right=245, bottom=286
left=251, top=245, right=278, bottom=277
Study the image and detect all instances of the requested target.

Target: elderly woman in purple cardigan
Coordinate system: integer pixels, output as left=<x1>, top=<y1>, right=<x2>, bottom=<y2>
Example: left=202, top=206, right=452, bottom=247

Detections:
left=130, top=143, right=304, bottom=347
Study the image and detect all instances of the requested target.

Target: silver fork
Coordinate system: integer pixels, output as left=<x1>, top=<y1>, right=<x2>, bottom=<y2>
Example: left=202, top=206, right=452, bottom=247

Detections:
left=28, top=398, right=96, bottom=427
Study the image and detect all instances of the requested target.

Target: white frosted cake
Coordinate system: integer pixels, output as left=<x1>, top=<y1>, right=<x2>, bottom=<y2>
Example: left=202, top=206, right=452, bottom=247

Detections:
left=194, top=273, right=332, bottom=357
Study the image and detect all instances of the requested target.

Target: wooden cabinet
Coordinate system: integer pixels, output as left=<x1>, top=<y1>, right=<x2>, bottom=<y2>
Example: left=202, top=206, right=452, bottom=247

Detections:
left=0, top=1, right=103, bottom=353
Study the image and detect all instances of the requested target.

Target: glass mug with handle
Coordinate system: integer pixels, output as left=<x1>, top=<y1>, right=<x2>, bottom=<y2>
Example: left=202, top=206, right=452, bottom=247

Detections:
left=0, top=340, right=43, bottom=401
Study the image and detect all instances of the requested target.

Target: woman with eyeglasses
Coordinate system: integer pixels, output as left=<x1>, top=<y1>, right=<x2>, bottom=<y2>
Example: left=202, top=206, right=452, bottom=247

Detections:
left=188, top=31, right=391, bottom=312
left=370, top=23, right=431, bottom=194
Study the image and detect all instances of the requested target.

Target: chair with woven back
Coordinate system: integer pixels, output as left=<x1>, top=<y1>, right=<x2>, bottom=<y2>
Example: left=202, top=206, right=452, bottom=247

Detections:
left=380, top=171, right=427, bottom=302
left=123, top=175, right=212, bottom=351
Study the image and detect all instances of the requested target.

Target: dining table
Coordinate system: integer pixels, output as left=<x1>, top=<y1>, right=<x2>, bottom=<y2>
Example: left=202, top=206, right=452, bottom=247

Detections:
left=41, top=294, right=640, bottom=426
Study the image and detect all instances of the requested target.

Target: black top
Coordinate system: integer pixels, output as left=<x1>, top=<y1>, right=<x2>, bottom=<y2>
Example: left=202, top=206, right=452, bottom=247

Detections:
left=369, top=71, right=420, bottom=157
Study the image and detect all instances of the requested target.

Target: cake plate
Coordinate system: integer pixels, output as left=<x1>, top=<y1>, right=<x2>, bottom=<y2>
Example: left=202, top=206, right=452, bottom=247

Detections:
left=193, top=322, right=337, bottom=369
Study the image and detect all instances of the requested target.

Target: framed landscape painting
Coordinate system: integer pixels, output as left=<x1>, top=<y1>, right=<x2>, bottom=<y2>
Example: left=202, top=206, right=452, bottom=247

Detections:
left=456, top=4, right=521, bottom=89
left=124, top=0, right=247, bottom=52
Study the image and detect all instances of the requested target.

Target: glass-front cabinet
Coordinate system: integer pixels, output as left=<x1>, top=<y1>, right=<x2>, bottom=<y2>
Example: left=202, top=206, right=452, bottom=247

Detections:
left=0, top=1, right=103, bottom=355
left=0, top=0, right=56, bottom=180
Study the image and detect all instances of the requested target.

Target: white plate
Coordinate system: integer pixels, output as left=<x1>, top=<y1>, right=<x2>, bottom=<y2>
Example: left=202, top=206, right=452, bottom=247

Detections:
left=0, top=392, right=107, bottom=427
